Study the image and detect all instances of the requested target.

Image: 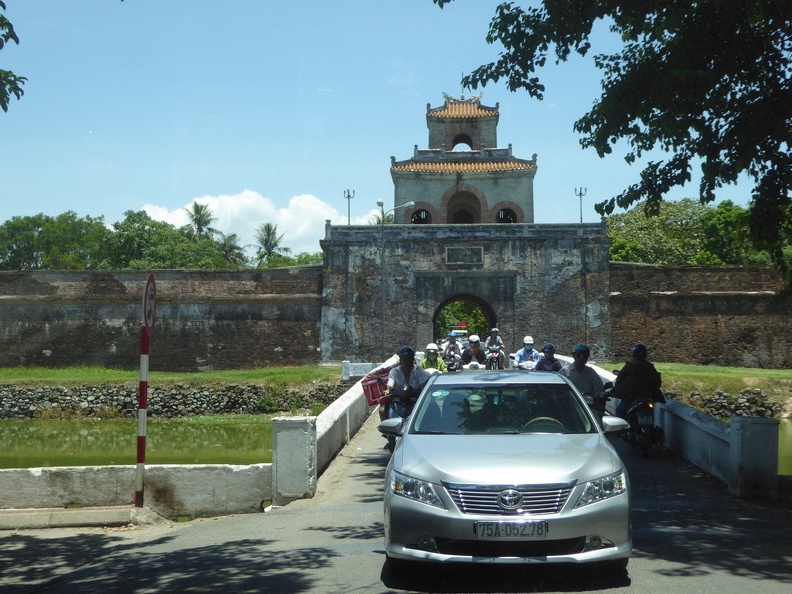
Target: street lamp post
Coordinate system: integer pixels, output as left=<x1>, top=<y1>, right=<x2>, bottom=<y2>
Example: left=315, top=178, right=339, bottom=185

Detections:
left=575, top=187, right=587, bottom=224
left=377, top=200, right=415, bottom=362
left=344, top=189, right=355, bottom=225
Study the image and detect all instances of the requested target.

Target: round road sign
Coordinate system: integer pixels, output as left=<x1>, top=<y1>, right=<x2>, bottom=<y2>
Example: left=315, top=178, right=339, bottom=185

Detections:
left=143, top=274, right=156, bottom=335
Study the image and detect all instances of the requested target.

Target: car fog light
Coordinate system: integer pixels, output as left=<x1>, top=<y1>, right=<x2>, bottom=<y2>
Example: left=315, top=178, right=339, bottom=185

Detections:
left=583, top=535, right=615, bottom=552
left=406, top=535, right=439, bottom=552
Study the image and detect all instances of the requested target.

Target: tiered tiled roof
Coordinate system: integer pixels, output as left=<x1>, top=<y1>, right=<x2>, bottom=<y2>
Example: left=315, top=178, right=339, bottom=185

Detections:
left=427, top=93, right=498, bottom=119
left=391, top=160, right=535, bottom=173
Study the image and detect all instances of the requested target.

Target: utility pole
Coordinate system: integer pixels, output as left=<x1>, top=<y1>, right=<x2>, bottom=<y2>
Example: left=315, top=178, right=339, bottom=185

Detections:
left=344, top=189, right=355, bottom=225
left=575, top=187, right=587, bottom=224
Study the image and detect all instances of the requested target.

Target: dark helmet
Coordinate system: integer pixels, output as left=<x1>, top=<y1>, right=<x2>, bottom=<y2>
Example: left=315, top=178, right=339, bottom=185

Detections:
left=632, top=343, right=648, bottom=359
left=490, top=327, right=499, bottom=333
left=572, top=343, right=590, bottom=355
left=396, top=346, right=415, bottom=359
left=541, top=343, right=555, bottom=353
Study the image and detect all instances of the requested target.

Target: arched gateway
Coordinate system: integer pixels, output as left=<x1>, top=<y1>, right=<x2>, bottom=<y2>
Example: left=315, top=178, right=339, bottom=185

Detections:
left=319, top=94, right=611, bottom=362
left=320, top=220, right=611, bottom=362
left=319, top=94, right=612, bottom=362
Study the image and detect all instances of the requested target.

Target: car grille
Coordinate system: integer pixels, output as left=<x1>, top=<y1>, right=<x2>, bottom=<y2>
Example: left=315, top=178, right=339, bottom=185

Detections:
left=444, top=483, right=575, bottom=516
left=435, top=536, right=586, bottom=557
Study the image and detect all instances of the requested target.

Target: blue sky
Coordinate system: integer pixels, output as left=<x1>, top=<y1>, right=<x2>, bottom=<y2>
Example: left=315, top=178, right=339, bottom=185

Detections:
left=0, top=1, right=753, bottom=255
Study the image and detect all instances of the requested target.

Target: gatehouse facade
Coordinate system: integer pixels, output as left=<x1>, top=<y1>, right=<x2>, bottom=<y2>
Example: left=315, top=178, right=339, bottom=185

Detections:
left=320, top=93, right=611, bottom=362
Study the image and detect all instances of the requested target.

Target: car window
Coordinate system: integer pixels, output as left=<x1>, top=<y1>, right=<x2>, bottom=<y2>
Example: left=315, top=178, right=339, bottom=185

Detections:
left=412, top=384, right=595, bottom=435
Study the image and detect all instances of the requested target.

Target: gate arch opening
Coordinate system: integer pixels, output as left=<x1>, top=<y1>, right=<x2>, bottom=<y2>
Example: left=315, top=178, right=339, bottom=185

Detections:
left=432, top=294, right=498, bottom=344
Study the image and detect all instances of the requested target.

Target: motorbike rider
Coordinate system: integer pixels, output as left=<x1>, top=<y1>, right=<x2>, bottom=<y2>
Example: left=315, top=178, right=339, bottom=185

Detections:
left=535, top=343, right=562, bottom=372
left=461, top=335, right=486, bottom=366
left=378, top=346, right=433, bottom=422
left=560, top=343, right=606, bottom=422
left=613, top=343, right=665, bottom=418
left=484, top=327, right=505, bottom=369
left=442, top=333, right=462, bottom=358
left=420, top=343, right=447, bottom=372
left=514, top=335, right=541, bottom=365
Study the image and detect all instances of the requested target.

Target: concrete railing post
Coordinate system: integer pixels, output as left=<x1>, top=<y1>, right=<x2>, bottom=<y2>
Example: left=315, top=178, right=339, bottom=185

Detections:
left=728, top=416, right=779, bottom=500
left=272, top=416, right=317, bottom=506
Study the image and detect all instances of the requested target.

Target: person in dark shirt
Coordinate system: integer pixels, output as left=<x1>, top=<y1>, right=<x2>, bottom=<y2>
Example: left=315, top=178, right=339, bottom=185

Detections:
left=613, top=343, right=665, bottom=418
left=461, top=334, right=486, bottom=366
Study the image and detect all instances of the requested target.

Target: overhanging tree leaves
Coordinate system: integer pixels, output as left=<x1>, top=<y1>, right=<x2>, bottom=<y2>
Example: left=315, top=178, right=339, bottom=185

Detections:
left=0, top=1, right=27, bottom=112
left=434, top=0, right=792, bottom=279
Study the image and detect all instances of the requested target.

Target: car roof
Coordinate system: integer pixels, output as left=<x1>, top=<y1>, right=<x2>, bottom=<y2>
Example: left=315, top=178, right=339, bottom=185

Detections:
left=427, top=370, right=568, bottom=387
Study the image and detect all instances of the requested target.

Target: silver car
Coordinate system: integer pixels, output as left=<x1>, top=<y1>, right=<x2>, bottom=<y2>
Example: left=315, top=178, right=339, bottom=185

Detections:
left=379, top=370, right=631, bottom=569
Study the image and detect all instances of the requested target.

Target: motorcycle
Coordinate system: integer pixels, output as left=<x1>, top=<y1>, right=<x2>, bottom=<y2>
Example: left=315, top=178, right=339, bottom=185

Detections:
left=623, top=397, right=663, bottom=457
left=509, top=353, right=536, bottom=370
left=443, top=351, right=463, bottom=372
left=485, top=345, right=502, bottom=370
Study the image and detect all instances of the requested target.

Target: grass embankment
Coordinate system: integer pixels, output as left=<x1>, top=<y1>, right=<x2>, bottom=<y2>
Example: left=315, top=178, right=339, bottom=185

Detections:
left=0, top=365, right=345, bottom=467
left=593, top=361, right=791, bottom=410
left=654, top=363, right=792, bottom=407
left=0, top=364, right=342, bottom=387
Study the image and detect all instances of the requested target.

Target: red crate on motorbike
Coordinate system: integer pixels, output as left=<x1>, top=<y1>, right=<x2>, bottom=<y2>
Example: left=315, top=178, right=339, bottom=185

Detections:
left=362, top=371, right=390, bottom=406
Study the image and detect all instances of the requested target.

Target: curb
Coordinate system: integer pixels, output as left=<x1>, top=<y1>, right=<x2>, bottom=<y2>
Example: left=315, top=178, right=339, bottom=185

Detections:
left=0, top=505, right=168, bottom=530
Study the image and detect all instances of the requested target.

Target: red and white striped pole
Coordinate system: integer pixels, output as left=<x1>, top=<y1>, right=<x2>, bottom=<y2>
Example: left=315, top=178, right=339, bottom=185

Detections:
left=135, top=327, right=149, bottom=507
left=135, top=274, right=156, bottom=508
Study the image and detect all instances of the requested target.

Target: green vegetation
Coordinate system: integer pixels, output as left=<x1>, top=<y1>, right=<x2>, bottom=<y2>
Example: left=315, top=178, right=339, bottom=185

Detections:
left=438, top=0, right=792, bottom=284
left=608, top=199, right=786, bottom=267
left=655, top=363, right=792, bottom=406
left=0, top=208, right=324, bottom=271
left=0, top=415, right=273, bottom=468
left=0, top=364, right=341, bottom=387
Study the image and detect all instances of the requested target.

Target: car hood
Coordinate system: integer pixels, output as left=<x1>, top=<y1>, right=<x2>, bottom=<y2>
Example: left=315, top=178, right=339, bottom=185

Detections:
left=395, top=434, right=623, bottom=485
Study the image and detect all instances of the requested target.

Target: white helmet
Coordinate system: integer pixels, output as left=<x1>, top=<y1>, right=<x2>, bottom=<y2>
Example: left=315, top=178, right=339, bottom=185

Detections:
left=468, top=335, right=480, bottom=344
left=426, top=342, right=439, bottom=352
left=523, top=335, right=534, bottom=345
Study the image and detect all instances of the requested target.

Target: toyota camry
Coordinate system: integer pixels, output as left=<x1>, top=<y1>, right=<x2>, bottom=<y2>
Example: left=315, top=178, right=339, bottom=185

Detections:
left=379, top=370, right=631, bottom=569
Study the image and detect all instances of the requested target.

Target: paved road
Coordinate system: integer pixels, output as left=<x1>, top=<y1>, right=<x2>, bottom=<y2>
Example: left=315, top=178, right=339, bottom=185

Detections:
left=1, top=412, right=791, bottom=593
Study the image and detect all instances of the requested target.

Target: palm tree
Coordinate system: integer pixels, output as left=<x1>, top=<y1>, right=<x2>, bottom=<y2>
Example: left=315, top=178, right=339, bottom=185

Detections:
left=368, top=212, right=394, bottom=225
left=216, top=232, right=248, bottom=268
left=254, top=222, right=291, bottom=266
left=185, top=202, right=218, bottom=240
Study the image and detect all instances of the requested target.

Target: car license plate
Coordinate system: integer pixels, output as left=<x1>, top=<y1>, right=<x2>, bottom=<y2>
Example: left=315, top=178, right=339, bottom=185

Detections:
left=475, top=520, right=549, bottom=540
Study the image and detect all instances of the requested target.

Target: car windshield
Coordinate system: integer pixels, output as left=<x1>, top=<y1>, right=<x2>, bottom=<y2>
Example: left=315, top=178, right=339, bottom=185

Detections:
left=411, top=383, right=596, bottom=435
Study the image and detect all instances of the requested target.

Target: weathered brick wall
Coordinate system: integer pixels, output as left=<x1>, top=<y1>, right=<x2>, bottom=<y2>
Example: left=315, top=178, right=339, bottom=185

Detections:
left=320, top=223, right=612, bottom=363
left=0, top=269, right=322, bottom=371
left=0, top=258, right=788, bottom=371
left=609, top=263, right=791, bottom=367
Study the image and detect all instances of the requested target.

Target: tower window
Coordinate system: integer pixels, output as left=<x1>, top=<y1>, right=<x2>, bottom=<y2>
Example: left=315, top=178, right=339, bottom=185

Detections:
left=497, top=208, right=517, bottom=223
left=411, top=210, right=431, bottom=224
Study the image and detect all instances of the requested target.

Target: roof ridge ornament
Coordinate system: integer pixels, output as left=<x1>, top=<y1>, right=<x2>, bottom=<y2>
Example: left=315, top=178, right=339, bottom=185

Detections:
left=442, top=92, right=483, bottom=104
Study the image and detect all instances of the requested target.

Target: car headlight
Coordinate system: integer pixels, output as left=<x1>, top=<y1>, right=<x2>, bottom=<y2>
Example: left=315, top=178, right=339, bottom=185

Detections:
left=574, top=470, right=627, bottom=508
left=390, top=470, right=447, bottom=509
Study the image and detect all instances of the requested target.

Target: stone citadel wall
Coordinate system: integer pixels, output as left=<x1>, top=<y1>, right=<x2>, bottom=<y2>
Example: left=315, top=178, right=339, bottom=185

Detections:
left=0, top=269, right=322, bottom=371
left=609, top=263, right=790, bottom=367
left=0, top=263, right=788, bottom=370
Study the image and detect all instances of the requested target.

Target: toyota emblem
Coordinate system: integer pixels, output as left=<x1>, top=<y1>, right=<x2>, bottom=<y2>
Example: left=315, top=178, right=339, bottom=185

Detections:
left=497, top=489, right=523, bottom=510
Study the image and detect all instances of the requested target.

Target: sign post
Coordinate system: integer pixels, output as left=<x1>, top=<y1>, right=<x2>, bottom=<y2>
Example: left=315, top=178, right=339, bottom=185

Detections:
left=135, top=274, right=156, bottom=507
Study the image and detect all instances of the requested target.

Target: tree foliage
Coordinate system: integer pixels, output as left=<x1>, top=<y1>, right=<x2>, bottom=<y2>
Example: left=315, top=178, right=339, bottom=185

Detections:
left=0, top=212, right=109, bottom=270
left=0, top=1, right=26, bottom=112
left=435, top=0, right=792, bottom=279
left=434, top=300, right=488, bottom=343
left=608, top=199, right=776, bottom=266
left=184, top=202, right=219, bottom=241
left=254, top=222, right=291, bottom=267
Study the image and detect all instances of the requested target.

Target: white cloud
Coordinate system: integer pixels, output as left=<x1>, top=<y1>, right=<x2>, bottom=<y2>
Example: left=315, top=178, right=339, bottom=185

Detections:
left=143, top=190, right=382, bottom=259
